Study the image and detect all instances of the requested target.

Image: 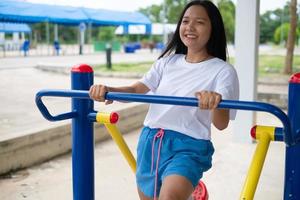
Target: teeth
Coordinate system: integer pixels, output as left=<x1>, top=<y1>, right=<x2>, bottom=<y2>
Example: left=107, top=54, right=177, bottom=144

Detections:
left=186, top=35, right=196, bottom=38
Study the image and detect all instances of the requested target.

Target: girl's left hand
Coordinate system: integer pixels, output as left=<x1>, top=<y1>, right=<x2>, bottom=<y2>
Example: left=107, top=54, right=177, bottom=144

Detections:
left=195, top=91, right=222, bottom=110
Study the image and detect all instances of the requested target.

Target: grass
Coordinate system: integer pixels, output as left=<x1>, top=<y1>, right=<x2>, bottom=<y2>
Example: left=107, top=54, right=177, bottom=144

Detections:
left=94, top=61, right=153, bottom=73
left=258, top=55, right=300, bottom=76
left=94, top=55, right=300, bottom=77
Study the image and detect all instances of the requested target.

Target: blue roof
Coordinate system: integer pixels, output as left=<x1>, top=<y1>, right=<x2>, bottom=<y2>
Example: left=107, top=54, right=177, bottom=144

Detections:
left=0, top=0, right=89, bottom=25
left=82, top=8, right=151, bottom=26
left=0, top=22, right=31, bottom=33
left=0, top=0, right=151, bottom=27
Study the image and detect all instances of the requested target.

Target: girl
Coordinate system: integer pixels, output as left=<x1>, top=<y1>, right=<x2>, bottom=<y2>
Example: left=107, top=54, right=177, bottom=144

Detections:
left=89, top=0, right=239, bottom=199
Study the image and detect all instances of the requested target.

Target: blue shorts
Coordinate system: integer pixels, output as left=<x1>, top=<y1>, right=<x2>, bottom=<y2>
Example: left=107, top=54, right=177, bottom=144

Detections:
left=136, top=126, right=214, bottom=198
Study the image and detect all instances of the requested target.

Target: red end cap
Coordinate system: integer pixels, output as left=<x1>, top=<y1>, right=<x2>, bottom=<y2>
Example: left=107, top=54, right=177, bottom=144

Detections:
left=71, top=64, right=93, bottom=73
left=110, top=112, right=119, bottom=124
left=250, top=126, right=257, bottom=139
left=290, top=73, right=300, bottom=83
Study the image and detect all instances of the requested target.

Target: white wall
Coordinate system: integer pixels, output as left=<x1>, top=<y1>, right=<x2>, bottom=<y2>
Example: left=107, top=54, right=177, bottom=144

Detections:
left=233, top=0, right=260, bottom=142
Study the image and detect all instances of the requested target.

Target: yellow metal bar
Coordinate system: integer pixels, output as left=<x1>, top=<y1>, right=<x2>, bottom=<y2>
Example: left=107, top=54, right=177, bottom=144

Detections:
left=96, top=112, right=114, bottom=124
left=104, top=124, right=137, bottom=173
left=240, top=126, right=275, bottom=200
left=96, top=112, right=136, bottom=173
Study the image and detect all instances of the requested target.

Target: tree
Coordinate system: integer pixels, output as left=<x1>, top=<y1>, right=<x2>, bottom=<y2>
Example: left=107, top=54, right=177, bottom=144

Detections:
left=217, top=0, right=235, bottom=43
left=284, top=0, right=298, bottom=74
left=97, top=26, right=116, bottom=42
left=260, top=5, right=290, bottom=44
left=274, top=23, right=299, bottom=45
left=139, top=5, right=163, bottom=23
left=164, top=0, right=188, bottom=23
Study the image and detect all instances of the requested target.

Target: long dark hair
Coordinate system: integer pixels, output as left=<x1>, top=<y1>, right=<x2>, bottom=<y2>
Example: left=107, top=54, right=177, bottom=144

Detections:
left=159, top=0, right=227, bottom=61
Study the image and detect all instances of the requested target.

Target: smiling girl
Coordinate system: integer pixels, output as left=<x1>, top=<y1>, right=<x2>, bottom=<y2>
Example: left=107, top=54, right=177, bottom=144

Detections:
left=89, top=1, right=239, bottom=199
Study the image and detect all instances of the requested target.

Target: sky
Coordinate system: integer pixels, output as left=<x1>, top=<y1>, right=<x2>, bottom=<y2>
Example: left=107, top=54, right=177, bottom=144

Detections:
left=25, top=0, right=289, bottom=14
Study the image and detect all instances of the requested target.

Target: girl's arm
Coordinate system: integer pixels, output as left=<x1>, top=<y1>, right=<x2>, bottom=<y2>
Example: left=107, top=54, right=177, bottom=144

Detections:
left=89, top=81, right=150, bottom=104
left=212, top=109, right=229, bottom=130
left=195, top=91, right=229, bottom=130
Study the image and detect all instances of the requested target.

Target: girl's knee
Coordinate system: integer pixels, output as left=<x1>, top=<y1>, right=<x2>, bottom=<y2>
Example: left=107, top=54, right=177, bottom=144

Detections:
left=159, top=192, right=180, bottom=200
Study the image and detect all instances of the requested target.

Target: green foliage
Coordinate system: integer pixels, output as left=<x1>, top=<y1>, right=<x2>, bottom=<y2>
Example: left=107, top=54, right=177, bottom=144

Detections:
left=165, top=0, right=188, bottom=23
left=218, top=0, right=235, bottom=43
left=260, top=4, right=291, bottom=43
left=274, top=23, right=300, bottom=45
left=139, top=5, right=163, bottom=22
left=139, top=0, right=188, bottom=23
left=94, top=61, right=153, bottom=73
left=274, top=23, right=290, bottom=44
left=97, top=26, right=116, bottom=42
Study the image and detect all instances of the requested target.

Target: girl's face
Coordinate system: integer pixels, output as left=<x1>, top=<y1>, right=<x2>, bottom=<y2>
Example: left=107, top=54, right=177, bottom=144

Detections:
left=179, top=5, right=212, bottom=53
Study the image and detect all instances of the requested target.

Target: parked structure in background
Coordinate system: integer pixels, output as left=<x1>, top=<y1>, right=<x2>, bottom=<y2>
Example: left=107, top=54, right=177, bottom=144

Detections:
left=0, top=0, right=151, bottom=56
left=0, top=22, right=31, bottom=56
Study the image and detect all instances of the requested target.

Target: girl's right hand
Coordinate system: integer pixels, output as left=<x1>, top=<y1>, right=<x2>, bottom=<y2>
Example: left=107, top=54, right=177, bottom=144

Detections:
left=89, top=84, right=113, bottom=105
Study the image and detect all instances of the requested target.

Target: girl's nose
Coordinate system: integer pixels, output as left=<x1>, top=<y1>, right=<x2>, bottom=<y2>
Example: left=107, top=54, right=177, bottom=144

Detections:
left=186, top=22, right=195, bottom=31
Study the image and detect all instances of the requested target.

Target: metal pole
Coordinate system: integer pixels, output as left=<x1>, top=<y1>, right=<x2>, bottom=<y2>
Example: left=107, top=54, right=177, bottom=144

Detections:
left=54, top=24, right=58, bottom=41
left=71, top=64, right=94, bottom=200
left=46, top=21, right=50, bottom=55
left=284, top=72, right=300, bottom=200
left=106, top=43, right=112, bottom=69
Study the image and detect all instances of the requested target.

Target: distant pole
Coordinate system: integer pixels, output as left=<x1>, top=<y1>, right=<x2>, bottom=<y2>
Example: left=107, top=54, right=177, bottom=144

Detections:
left=106, top=43, right=112, bottom=69
left=46, top=21, right=50, bottom=55
left=88, top=23, right=92, bottom=53
left=79, top=23, right=86, bottom=55
left=54, top=24, right=58, bottom=42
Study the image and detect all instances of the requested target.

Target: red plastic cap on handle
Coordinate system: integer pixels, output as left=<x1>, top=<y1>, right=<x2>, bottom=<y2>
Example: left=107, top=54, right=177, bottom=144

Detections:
left=290, top=72, right=300, bottom=83
left=71, top=64, right=93, bottom=73
left=110, top=112, right=119, bottom=124
left=250, top=126, right=257, bottom=139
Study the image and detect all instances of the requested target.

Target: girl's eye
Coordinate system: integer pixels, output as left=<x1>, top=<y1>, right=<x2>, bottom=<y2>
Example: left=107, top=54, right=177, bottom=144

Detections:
left=182, top=20, right=189, bottom=24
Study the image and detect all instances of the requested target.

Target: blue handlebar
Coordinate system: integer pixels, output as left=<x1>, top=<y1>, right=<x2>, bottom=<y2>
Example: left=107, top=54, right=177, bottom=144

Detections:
left=35, top=89, right=89, bottom=121
left=35, top=90, right=294, bottom=146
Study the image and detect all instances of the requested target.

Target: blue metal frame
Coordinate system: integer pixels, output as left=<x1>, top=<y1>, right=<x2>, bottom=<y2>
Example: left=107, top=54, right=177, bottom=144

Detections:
left=35, top=73, right=300, bottom=200
left=284, top=80, right=300, bottom=199
left=71, top=70, right=94, bottom=200
left=36, top=90, right=294, bottom=146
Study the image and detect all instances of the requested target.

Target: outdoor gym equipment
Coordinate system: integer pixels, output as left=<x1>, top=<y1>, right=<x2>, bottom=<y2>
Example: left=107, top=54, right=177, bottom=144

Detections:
left=35, top=64, right=300, bottom=200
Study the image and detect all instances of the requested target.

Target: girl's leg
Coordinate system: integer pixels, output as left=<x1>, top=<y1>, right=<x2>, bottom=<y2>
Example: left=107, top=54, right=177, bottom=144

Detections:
left=159, top=175, right=194, bottom=200
left=137, top=188, right=152, bottom=200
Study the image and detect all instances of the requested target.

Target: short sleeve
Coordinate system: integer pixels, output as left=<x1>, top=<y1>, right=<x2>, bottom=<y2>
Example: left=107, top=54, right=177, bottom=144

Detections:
left=139, top=58, right=165, bottom=92
left=214, top=65, right=240, bottom=120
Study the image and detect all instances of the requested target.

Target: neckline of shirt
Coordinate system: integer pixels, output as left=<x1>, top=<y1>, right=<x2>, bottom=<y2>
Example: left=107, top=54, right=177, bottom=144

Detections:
left=180, top=54, right=217, bottom=66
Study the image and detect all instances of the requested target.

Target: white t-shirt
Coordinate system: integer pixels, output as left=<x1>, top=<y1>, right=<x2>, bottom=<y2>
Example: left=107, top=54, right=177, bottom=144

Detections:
left=140, top=54, right=239, bottom=140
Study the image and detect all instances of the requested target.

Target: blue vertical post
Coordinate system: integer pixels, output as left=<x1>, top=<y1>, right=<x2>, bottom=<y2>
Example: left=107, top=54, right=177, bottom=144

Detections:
left=284, top=72, right=300, bottom=200
left=71, top=64, right=94, bottom=200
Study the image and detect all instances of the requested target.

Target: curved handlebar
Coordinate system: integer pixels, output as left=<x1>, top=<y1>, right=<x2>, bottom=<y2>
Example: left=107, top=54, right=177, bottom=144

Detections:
left=35, top=90, right=294, bottom=146
left=35, top=89, right=89, bottom=121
